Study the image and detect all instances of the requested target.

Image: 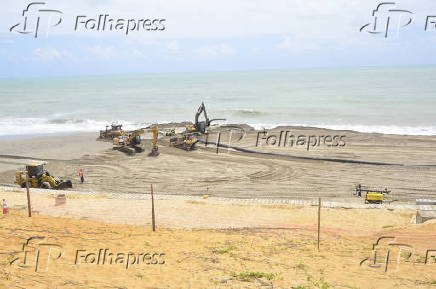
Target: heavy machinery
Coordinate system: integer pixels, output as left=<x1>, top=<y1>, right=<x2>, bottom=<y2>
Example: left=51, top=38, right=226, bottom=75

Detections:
left=113, top=128, right=145, bottom=155
left=113, top=126, right=160, bottom=156
left=186, top=102, right=226, bottom=134
left=15, top=163, right=73, bottom=190
left=148, top=126, right=160, bottom=157
left=99, top=124, right=124, bottom=140
left=160, top=128, right=176, bottom=136
left=169, top=132, right=198, bottom=151
left=354, top=184, right=391, bottom=204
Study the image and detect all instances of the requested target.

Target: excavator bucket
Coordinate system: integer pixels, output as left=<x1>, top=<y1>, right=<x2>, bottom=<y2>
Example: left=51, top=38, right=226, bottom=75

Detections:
left=148, top=147, right=160, bottom=157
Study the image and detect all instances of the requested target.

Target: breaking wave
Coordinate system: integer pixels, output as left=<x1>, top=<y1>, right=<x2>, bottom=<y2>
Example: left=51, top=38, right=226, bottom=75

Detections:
left=0, top=117, right=142, bottom=137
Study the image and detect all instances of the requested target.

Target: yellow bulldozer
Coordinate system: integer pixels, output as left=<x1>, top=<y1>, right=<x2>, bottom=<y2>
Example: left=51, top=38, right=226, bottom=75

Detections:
left=15, top=163, right=73, bottom=190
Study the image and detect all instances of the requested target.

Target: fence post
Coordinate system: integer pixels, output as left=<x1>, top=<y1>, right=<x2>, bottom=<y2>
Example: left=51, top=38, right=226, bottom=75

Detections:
left=151, top=184, right=156, bottom=232
left=25, top=174, right=32, bottom=217
left=317, top=198, right=321, bottom=251
left=216, top=132, right=221, bottom=154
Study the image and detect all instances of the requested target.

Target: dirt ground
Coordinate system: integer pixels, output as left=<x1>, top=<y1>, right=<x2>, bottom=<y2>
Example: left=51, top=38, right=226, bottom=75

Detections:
left=0, top=126, right=435, bottom=202
left=0, top=192, right=435, bottom=289
left=0, top=126, right=435, bottom=287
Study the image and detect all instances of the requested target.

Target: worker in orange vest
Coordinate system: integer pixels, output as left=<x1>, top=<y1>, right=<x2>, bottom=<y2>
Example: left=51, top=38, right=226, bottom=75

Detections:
left=78, top=168, right=84, bottom=184
left=2, top=199, right=9, bottom=215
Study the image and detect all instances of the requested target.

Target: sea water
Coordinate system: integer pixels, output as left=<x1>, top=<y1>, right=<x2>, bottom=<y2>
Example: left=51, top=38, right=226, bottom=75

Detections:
left=0, top=66, right=435, bottom=137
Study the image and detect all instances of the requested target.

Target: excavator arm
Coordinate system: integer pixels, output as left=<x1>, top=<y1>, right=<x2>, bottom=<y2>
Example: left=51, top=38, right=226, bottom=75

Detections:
left=193, top=102, right=226, bottom=133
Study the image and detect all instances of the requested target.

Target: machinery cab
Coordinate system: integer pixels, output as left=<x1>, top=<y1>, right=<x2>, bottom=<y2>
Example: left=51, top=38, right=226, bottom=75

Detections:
left=15, top=162, right=45, bottom=188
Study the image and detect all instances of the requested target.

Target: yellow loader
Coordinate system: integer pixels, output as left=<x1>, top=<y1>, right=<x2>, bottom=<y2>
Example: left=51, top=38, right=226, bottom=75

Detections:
left=15, top=163, right=73, bottom=190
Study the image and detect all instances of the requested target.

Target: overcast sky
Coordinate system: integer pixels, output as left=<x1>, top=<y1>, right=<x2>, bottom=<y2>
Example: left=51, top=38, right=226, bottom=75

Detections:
left=1, top=0, right=436, bottom=78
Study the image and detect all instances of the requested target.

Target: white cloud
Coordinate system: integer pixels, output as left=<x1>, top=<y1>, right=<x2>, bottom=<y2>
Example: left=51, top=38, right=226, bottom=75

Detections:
left=131, top=48, right=147, bottom=60
left=33, top=48, right=71, bottom=60
left=166, top=40, right=180, bottom=53
left=195, top=43, right=235, bottom=58
left=86, top=45, right=114, bottom=59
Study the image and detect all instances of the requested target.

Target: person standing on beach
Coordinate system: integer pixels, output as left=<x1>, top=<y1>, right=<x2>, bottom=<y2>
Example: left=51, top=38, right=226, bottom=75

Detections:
left=2, top=199, right=9, bottom=215
left=78, top=168, right=84, bottom=184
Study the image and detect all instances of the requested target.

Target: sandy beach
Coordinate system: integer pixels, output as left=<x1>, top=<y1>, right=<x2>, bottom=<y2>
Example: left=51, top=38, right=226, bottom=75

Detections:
left=0, top=190, right=435, bottom=289
left=0, top=125, right=435, bottom=202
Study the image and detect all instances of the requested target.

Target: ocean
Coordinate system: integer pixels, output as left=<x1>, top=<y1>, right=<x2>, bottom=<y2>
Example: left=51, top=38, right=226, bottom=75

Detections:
left=0, top=67, right=435, bottom=137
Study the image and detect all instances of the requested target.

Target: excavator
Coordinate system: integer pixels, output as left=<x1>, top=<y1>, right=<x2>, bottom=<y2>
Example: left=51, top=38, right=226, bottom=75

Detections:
left=186, top=102, right=226, bottom=134
left=170, top=102, right=225, bottom=151
left=169, top=132, right=198, bottom=151
left=148, top=126, right=159, bottom=157
left=15, top=162, right=73, bottom=190
left=113, top=126, right=159, bottom=156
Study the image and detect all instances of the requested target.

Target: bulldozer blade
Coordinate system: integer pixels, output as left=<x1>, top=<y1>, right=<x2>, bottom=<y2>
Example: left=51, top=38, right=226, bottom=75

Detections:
left=114, top=146, right=136, bottom=156
left=148, top=149, right=160, bottom=157
left=133, top=146, right=145, bottom=153
left=56, top=180, right=73, bottom=190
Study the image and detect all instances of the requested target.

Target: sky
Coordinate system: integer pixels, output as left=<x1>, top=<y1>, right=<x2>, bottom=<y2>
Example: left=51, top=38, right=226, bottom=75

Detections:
left=1, top=0, right=436, bottom=78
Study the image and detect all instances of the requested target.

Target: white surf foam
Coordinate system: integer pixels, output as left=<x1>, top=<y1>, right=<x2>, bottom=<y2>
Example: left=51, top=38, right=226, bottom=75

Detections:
left=248, top=123, right=436, bottom=136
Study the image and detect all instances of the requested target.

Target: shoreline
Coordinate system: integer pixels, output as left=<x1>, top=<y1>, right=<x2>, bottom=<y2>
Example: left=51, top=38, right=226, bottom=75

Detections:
left=1, top=121, right=436, bottom=141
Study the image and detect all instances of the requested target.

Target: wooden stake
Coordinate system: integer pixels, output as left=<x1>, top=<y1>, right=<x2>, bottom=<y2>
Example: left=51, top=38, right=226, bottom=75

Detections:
left=151, top=184, right=156, bottom=232
left=317, top=198, right=321, bottom=251
left=216, top=132, right=221, bottom=154
left=25, top=174, right=32, bottom=217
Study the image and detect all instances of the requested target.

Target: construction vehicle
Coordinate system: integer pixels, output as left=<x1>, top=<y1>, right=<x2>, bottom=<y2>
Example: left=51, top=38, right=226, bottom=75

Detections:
left=99, top=124, right=124, bottom=140
left=160, top=128, right=176, bottom=136
left=169, top=132, right=198, bottom=151
left=15, top=163, right=73, bottom=190
left=354, top=184, right=391, bottom=204
left=186, top=102, right=226, bottom=134
left=148, top=126, right=160, bottom=157
left=113, top=128, right=145, bottom=155
left=113, top=126, right=160, bottom=156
